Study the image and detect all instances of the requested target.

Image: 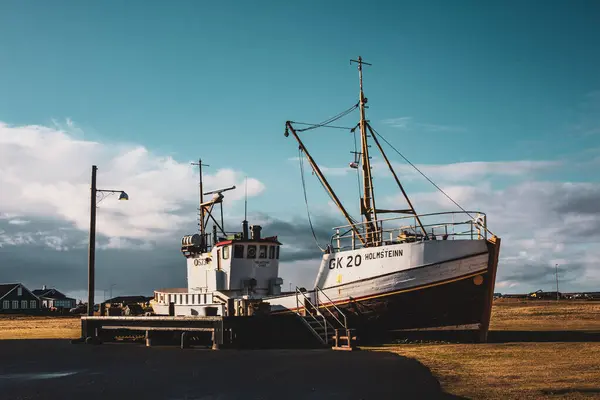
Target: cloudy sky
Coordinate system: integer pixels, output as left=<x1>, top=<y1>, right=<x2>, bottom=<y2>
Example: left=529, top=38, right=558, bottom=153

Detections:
left=1, top=1, right=599, bottom=301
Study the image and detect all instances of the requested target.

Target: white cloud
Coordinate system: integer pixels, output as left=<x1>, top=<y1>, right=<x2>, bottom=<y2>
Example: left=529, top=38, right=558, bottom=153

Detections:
left=372, top=159, right=561, bottom=183
left=0, top=121, right=265, bottom=244
left=292, top=154, right=560, bottom=184
left=0, top=230, right=36, bottom=247
left=8, top=219, right=30, bottom=225
left=383, top=180, right=600, bottom=292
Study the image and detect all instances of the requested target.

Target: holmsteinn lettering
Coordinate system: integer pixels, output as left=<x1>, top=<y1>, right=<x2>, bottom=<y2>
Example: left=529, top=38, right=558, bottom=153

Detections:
left=328, top=249, right=403, bottom=269
left=364, top=249, right=403, bottom=260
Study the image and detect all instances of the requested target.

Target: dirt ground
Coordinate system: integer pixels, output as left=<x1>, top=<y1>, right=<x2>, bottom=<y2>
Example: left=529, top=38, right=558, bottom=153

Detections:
left=1, top=301, right=599, bottom=399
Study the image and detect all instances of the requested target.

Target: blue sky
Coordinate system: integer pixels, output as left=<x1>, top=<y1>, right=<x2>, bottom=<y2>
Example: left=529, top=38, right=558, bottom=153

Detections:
left=1, top=0, right=600, bottom=297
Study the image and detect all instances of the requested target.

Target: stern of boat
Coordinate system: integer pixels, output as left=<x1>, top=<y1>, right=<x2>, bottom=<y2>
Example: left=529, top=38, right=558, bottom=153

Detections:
left=478, top=235, right=501, bottom=342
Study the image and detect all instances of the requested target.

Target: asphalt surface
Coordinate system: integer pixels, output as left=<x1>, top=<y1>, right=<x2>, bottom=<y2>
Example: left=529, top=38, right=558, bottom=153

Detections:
left=0, top=340, right=462, bottom=400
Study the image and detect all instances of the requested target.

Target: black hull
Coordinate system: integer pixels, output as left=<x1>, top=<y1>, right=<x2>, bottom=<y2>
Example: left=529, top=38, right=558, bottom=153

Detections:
left=333, top=271, right=491, bottom=335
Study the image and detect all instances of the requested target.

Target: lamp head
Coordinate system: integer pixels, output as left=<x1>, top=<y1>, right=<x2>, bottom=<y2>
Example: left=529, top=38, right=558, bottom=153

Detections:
left=118, top=191, right=129, bottom=201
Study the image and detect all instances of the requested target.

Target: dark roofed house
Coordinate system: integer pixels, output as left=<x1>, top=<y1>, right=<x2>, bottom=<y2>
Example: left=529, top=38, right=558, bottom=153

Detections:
left=0, top=283, right=40, bottom=312
left=32, top=286, right=76, bottom=310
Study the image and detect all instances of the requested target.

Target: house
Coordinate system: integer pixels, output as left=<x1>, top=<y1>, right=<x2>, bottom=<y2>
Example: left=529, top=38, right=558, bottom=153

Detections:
left=0, top=283, right=40, bottom=311
left=32, top=286, right=77, bottom=310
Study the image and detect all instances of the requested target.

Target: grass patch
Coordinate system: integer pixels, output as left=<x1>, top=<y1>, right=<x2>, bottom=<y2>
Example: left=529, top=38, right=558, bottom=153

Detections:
left=0, top=315, right=80, bottom=339
left=366, top=342, right=600, bottom=399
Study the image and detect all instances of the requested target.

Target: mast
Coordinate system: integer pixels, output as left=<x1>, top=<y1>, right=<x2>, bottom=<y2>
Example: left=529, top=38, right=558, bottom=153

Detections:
left=351, top=56, right=379, bottom=246
left=284, top=56, right=429, bottom=249
left=242, top=176, right=249, bottom=240
left=191, top=159, right=209, bottom=249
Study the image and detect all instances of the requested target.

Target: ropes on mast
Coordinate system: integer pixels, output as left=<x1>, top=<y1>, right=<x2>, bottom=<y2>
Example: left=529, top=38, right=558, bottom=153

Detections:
left=294, top=103, right=359, bottom=132
left=290, top=103, right=364, bottom=251
left=298, top=147, right=326, bottom=252
left=368, top=125, right=496, bottom=236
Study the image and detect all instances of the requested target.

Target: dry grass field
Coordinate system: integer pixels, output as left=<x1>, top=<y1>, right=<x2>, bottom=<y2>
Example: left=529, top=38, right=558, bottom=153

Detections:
left=365, top=300, right=600, bottom=399
left=0, top=315, right=80, bottom=339
left=489, top=299, right=600, bottom=331
left=1, top=300, right=599, bottom=399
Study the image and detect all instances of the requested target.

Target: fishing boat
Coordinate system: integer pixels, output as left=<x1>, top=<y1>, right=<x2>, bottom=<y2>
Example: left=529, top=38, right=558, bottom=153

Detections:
left=151, top=56, right=501, bottom=343
left=266, top=56, right=501, bottom=342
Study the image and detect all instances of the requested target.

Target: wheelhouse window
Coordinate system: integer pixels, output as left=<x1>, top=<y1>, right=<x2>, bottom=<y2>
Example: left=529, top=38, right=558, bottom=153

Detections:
left=223, top=246, right=230, bottom=259
left=247, top=245, right=257, bottom=258
left=276, top=246, right=280, bottom=259
left=234, top=244, right=244, bottom=258
left=259, top=245, right=267, bottom=258
left=269, top=246, right=275, bottom=259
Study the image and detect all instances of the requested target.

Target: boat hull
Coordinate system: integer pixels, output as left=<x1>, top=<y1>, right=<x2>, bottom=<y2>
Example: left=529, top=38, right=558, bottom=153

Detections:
left=327, top=268, right=489, bottom=333
left=268, top=238, right=500, bottom=339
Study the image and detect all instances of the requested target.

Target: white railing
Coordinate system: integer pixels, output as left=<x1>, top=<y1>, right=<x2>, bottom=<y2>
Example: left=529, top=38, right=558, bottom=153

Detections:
left=331, top=211, right=488, bottom=252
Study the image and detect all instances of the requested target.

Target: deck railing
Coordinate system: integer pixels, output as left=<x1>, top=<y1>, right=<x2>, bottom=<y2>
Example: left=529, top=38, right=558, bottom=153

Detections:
left=331, top=211, right=488, bottom=252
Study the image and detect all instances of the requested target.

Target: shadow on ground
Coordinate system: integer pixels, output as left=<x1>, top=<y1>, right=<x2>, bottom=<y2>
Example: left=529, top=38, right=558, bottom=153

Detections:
left=0, top=340, right=465, bottom=400
left=371, top=329, right=600, bottom=344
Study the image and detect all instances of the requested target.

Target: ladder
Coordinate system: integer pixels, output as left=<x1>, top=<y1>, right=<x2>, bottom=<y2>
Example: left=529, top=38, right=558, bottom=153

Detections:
left=295, top=287, right=357, bottom=351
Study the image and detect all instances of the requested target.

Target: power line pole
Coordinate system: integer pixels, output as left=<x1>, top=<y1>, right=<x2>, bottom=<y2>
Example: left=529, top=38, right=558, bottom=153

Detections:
left=555, top=263, right=560, bottom=301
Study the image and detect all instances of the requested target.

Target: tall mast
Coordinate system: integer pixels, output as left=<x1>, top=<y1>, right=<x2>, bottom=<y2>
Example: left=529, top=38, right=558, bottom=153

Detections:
left=244, top=176, right=248, bottom=221
left=351, top=56, right=379, bottom=246
left=191, top=159, right=209, bottom=248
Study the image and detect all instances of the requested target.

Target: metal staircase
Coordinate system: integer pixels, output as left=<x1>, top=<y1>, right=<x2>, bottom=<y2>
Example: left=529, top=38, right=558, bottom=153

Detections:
left=295, top=287, right=357, bottom=351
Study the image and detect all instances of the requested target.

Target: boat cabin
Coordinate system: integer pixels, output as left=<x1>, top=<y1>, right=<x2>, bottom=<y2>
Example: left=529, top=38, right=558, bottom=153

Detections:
left=183, top=223, right=283, bottom=298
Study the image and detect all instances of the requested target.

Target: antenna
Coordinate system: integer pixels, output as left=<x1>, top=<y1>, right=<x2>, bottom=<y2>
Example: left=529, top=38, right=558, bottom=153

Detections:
left=244, top=176, right=248, bottom=221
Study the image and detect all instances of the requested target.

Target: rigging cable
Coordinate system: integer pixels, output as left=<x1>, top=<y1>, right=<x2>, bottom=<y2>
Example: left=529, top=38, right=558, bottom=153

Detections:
left=298, top=147, right=326, bottom=252
left=292, top=123, right=355, bottom=131
left=294, top=103, right=359, bottom=132
left=369, top=125, right=495, bottom=236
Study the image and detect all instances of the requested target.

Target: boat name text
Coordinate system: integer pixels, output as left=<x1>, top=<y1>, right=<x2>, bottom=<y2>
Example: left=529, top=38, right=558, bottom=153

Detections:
left=328, top=249, right=403, bottom=269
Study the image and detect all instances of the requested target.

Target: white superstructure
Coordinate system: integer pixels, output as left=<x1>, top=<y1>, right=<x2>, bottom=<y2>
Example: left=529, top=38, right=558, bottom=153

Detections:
left=151, top=172, right=284, bottom=316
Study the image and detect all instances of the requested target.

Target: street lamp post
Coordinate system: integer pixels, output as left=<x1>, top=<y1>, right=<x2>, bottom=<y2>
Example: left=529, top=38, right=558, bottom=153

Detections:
left=87, top=165, right=128, bottom=316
